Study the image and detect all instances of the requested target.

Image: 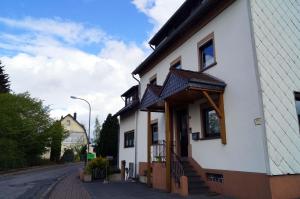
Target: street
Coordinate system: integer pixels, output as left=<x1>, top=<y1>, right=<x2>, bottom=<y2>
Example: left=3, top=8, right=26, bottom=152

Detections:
left=0, top=163, right=82, bottom=199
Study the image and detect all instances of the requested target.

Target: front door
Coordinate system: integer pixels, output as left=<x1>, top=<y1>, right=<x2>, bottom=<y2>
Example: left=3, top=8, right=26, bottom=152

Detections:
left=177, top=109, right=189, bottom=157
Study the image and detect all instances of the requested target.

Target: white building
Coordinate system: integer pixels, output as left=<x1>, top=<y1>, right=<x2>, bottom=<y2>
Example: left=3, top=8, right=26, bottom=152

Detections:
left=115, top=1, right=300, bottom=198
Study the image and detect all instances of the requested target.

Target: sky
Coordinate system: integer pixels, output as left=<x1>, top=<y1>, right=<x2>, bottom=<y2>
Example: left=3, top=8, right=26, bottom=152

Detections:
left=0, top=0, right=185, bottom=136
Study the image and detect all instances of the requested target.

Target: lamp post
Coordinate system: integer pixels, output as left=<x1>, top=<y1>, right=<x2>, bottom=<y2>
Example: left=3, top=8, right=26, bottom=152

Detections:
left=70, top=96, right=91, bottom=164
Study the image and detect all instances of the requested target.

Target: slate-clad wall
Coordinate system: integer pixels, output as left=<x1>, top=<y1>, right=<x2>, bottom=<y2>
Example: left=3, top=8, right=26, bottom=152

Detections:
left=250, top=0, right=300, bottom=175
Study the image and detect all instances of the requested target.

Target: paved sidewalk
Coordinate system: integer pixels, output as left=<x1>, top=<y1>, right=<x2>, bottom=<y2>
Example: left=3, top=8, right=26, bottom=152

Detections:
left=84, top=181, right=233, bottom=199
left=49, top=169, right=90, bottom=199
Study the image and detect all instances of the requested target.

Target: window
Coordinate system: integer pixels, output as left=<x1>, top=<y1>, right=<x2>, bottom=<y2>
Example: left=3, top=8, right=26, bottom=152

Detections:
left=201, top=108, right=220, bottom=138
left=170, top=57, right=182, bottom=69
left=295, top=92, right=300, bottom=130
left=125, top=96, right=133, bottom=106
left=198, top=33, right=216, bottom=70
left=151, top=123, right=158, bottom=145
left=149, top=75, right=157, bottom=85
left=124, top=131, right=134, bottom=148
left=67, top=120, right=71, bottom=126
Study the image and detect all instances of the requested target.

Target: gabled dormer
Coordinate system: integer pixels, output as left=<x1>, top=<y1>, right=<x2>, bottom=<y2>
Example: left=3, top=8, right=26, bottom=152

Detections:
left=114, top=85, right=139, bottom=117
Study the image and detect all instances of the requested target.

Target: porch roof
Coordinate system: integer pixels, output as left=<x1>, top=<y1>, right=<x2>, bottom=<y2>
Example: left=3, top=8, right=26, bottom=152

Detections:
left=140, top=84, right=164, bottom=112
left=140, top=68, right=226, bottom=112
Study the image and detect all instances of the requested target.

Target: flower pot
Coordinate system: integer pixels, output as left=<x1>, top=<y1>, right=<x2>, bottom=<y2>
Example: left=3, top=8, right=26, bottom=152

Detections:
left=79, top=170, right=84, bottom=181
left=83, top=174, right=92, bottom=182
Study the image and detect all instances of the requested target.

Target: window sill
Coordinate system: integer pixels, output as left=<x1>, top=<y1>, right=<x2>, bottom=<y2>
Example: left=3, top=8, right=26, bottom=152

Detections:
left=124, top=146, right=134, bottom=148
left=199, top=62, right=217, bottom=73
left=199, top=136, right=221, bottom=141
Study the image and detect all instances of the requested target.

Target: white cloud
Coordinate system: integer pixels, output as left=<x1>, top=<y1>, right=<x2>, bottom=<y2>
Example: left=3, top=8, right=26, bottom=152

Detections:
left=0, top=17, right=106, bottom=44
left=132, top=0, right=185, bottom=32
left=0, top=1, right=184, bottom=134
left=0, top=17, right=146, bottom=131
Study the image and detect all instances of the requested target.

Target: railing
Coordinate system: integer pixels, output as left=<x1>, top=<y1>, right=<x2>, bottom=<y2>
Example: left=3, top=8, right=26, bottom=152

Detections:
left=151, top=140, right=166, bottom=162
left=171, top=151, right=184, bottom=186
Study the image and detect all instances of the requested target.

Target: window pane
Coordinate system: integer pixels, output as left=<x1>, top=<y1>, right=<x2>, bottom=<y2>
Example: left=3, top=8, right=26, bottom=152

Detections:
left=201, top=40, right=214, bottom=68
left=208, top=110, right=220, bottom=135
left=295, top=93, right=300, bottom=130
left=152, top=124, right=158, bottom=144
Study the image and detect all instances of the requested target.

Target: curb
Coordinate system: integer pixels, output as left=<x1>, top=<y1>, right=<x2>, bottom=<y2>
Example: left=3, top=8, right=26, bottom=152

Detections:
left=41, top=173, right=68, bottom=199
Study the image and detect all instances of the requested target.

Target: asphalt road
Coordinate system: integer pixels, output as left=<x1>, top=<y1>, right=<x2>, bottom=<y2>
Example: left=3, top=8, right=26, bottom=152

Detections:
left=0, top=163, right=82, bottom=199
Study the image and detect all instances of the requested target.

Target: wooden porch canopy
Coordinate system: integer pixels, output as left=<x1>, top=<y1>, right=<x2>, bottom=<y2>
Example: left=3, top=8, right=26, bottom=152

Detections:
left=142, top=68, right=227, bottom=191
left=141, top=68, right=227, bottom=143
left=140, top=84, right=165, bottom=112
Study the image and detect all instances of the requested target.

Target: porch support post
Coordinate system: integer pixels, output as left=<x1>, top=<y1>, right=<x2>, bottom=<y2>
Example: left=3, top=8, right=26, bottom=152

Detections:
left=147, top=111, right=151, bottom=186
left=165, top=101, right=171, bottom=192
left=202, top=91, right=222, bottom=117
left=219, top=93, right=227, bottom=144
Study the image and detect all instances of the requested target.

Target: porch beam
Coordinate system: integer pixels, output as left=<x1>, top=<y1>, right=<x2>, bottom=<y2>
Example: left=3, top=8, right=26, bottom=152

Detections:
left=165, top=101, right=171, bottom=192
left=219, top=93, right=227, bottom=144
left=202, top=91, right=222, bottom=118
left=147, top=111, right=151, bottom=186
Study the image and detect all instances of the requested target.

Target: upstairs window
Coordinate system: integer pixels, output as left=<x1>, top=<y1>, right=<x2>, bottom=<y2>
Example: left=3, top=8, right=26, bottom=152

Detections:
left=124, top=131, right=134, bottom=148
left=151, top=123, right=159, bottom=145
left=149, top=75, right=157, bottom=85
left=201, top=107, right=220, bottom=138
left=198, top=33, right=216, bottom=70
left=295, top=92, right=300, bottom=131
left=170, top=57, right=182, bottom=69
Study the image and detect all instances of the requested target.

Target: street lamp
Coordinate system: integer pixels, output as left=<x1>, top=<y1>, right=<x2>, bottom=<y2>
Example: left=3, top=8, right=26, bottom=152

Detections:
left=70, top=96, right=91, bottom=164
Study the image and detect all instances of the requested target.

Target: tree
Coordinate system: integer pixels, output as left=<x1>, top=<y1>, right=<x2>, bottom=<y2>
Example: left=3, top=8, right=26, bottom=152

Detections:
left=0, top=61, right=10, bottom=93
left=49, top=121, right=68, bottom=162
left=95, top=114, right=119, bottom=165
left=93, top=117, right=101, bottom=145
left=0, top=92, right=52, bottom=169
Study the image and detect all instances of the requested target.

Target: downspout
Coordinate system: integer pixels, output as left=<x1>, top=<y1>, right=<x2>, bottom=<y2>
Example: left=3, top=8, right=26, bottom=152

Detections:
left=132, top=74, right=140, bottom=178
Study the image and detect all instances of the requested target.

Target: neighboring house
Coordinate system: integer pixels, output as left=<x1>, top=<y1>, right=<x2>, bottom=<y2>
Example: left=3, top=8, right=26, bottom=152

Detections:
left=114, top=85, right=139, bottom=178
left=61, top=113, right=88, bottom=156
left=115, top=0, right=300, bottom=199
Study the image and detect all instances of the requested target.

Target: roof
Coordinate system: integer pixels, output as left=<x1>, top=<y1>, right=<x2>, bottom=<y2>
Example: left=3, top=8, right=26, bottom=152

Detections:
left=160, top=68, right=226, bottom=99
left=132, top=0, right=235, bottom=76
left=140, top=68, right=226, bottom=111
left=140, top=84, right=163, bottom=111
left=121, top=85, right=138, bottom=97
left=113, top=100, right=140, bottom=117
left=149, top=0, right=200, bottom=47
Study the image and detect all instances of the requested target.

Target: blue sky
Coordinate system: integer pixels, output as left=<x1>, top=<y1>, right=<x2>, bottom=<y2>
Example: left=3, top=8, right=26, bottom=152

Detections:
left=0, top=0, right=184, bottom=132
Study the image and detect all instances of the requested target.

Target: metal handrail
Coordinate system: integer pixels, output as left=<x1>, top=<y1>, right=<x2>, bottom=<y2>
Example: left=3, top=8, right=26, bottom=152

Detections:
left=151, top=140, right=166, bottom=162
left=171, top=151, right=184, bottom=186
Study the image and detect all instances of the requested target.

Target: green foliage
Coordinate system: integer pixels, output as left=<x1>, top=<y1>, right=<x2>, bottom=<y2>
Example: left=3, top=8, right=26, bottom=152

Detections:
left=0, top=92, right=53, bottom=169
left=84, top=157, right=108, bottom=175
left=49, top=121, right=68, bottom=162
left=61, top=148, right=75, bottom=162
left=93, top=117, right=101, bottom=144
left=0, top=138, right=25, bottom=169
left=94, top=114, right=119, bottom=165
left=0, top=61, right=10, bottom=93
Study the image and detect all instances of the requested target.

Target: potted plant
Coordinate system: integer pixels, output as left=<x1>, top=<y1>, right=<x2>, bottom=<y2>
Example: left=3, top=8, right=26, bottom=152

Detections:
left=83, top=164, right=92, bottom=182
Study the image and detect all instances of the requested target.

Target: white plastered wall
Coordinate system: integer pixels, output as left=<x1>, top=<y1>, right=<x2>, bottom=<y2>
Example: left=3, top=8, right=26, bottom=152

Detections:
left=119, top=112, right=136, bottom=174
left=249, top=0, right=300, bottom=175
left=137, top=0, right=269, bottom=173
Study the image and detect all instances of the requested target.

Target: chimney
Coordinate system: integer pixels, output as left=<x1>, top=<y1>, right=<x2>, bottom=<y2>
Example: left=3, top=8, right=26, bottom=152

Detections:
left=74, top=112, right=77, bottom=120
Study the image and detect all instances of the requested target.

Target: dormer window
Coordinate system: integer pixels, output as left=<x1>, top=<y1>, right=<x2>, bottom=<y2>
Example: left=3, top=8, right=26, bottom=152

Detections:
left=125, top=96, right=133, bottom=106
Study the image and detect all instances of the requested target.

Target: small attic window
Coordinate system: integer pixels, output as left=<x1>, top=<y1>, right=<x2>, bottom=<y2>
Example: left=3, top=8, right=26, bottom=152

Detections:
left=149, top=74, right=157, bottom=85
left=198, top=33, right=216, bottom=71
left=170, top=57, right=182, bottom=69
left=67, top=120, right=71, bottom=126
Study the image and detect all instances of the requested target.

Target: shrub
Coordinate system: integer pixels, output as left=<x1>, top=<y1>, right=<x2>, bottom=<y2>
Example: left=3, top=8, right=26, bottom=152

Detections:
left=61, top=149, right=74, bottom=162
left=0, top=138, right=25, bottom=170
left=84, top=157, right=108, bottom=175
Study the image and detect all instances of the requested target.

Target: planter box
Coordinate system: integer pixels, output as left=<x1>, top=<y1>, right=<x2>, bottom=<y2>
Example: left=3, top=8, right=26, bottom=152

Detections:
left=83, top=174, right=92, bottom=182
left=109, top=173, right=121, bottom=182
left=139, top=176, right=147, bottom=184
left=79, top=170, right=84, bottom=181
